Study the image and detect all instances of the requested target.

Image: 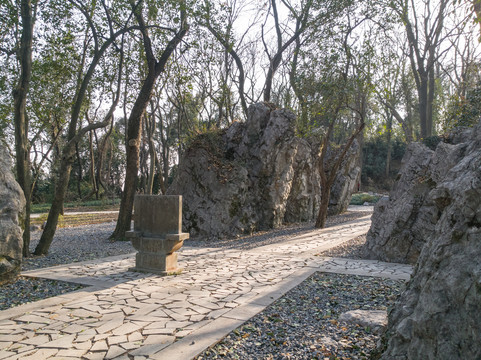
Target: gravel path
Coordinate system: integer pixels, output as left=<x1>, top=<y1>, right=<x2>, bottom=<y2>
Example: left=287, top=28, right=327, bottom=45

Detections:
left=196, top=273, right=402, bottom=360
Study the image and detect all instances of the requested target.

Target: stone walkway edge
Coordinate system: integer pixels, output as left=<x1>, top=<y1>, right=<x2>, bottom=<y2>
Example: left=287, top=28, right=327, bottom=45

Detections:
left=1, top=216, right=412, bottom=360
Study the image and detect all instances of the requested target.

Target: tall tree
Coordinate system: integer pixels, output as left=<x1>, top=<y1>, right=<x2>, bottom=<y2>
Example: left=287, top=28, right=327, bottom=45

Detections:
left=34, top=1, right=132, bottom=255
left=262, top=0, right=312, bottom=102
left=13, top=0, right=35, bottom=257
left=390, top=0, right=450, bottom=138
left=110, top=0, right=189, bottom=241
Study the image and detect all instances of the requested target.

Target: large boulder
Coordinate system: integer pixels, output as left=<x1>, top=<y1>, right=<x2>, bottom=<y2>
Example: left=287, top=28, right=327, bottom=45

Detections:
left=376, top=121, right=481, bottom=359
left=168, top=103, right=360, bottom=238
left=363, top=129, right=470, bottom=264
left=0, top=143, right=25, bottom=284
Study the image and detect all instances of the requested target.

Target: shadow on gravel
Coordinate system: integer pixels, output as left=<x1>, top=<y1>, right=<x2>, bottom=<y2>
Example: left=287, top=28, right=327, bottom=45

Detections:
left=185, top=211, right=371, bottom=251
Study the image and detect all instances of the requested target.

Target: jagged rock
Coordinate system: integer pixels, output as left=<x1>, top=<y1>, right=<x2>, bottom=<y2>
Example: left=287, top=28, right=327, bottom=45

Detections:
left=0, top=144, right=25, bottom=284
left=376, top=121, right=481, bottom=359
left=168, top=103, right=360, bottom=238
left=363, top=131, right=470, bottom=264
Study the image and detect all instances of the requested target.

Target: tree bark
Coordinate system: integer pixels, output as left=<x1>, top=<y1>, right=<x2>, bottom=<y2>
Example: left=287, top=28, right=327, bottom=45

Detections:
left=14, top=0, right=34, bottom=257
left=315, top=184, right=331, bottom=228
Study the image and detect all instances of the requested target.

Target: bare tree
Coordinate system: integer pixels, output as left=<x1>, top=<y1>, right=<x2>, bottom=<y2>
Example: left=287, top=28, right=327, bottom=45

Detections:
left=34, top=1, right=131, bottom=255
left=110, top=1, right=189, bottom=241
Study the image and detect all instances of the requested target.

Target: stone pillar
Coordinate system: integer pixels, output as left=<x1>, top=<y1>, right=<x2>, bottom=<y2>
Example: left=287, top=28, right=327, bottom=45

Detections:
left=126, top=195, right=189, bottom=275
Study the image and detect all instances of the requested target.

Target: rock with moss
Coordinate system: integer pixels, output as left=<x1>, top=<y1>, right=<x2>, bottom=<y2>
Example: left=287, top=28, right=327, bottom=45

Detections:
left=378, top=120, right=481, bottom=359
left=0, top=144, right=25, bottom=284
left=168, top=103, right=360, bottom=238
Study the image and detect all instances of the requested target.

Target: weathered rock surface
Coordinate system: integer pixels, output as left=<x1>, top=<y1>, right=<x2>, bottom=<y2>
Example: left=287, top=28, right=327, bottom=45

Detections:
left=363, top=128, right=472, bottom=264
left=339, top=310, right=388, bottom=334
left=168, top=103, right=360, bottom=238
left=0, top=143, right=25, bottom=284
left=375, top=121, right=481, bottom=359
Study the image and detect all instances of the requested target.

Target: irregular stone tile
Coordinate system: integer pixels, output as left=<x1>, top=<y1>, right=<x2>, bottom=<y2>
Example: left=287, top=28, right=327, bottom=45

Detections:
left=111, top=322, right=142, bottom=336
left=104, top=345, right=126, bottom=359
left=142, top=335, right=175, bottom=346
left=69, top=309, right=102, bottom=319
left=189, top=305, right=211, bottom=315
left=19, top=335, right=50, bottom=346
left=19, top=348, right=58, bottom=360
left=164, top=320, right=192, bottom=329
left=15, top=314, right=50, bottom=324
left=189, top=314, right=205, bottom=322
left=83, top=351, right=107, bottom=360
left=0, top=342, right=12, bottom=350
left=73, top=340, right=91, bottom=350
left=207, top=308, right=231, bottom=319
left=90, top=340, right=108, bottom=352
left=174, top=329, right=191, bottom=338
left=56, top=349, right=87, bottom=357
left=128, top=332, right=144, bottom=343
left=107, top=335, right=127, bottom=346
left=128, top=304, right=160, bottom=320
left=120, top=342, right=140, bottom=350
left=188, top=298, right=221, bottom=310
left=39, top=334, right=76, bottom=349
left=10, top=344, right=35, bottom=354
left=94, top=318, right=124, bottom=334
left=0, top=350, right=15, bottom=360
left=93, top=333, right=109, bottom=342
left=167, top=312, right=188, bottom=322
left=61, top=324, right=90, bottom=334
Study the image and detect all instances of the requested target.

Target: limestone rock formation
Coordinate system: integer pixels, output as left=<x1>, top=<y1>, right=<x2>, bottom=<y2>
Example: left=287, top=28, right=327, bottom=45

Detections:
left=0, top=144, right=25, bottom=284
left=378, top=121, right=481, bottom=359
left=168, top=103, right=360, bottom=238
left=363, top=127, right=471, bottom=264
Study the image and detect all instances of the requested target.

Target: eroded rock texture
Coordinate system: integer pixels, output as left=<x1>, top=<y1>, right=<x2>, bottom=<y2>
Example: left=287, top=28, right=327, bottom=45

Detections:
left=364, top=126, right=472, bottom=264
left=375, top=121, right=481, bottom=359
left=0, top=144, right=25, bottom=284
left=168, top=103, right=360, bottom=238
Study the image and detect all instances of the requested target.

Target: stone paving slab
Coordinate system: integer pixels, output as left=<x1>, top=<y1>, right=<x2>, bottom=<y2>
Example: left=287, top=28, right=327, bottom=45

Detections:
left=1, top=216, right=412, bottom=359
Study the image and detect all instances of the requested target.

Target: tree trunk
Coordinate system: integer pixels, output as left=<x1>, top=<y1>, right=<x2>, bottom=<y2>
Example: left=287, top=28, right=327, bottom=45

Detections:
left=75, top=143, right=83, bottom=199
left=315, top=185, right=331, bottom=228
left=14, top=0, right=34, bottom=257
left=418, top=74, right=429, bottom=139
left=385, top=115, right=393, bottom=178
left=427, top=65, right=435, bottom=137
left=34, top=157, right=73, bottom=255
left=146, top=138, right=156, bottom=194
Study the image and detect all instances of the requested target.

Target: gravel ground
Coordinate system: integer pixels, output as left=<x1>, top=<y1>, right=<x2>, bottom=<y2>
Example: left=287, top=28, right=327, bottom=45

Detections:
left=318, top=234, right=367, bottom=259
left=1, top=209, right=372, bottom=312
left=196, top=273, right=403, bottom=360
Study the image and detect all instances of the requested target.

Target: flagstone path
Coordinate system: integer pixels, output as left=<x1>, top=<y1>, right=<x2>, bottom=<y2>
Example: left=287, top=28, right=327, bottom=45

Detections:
left=0, top=215, right=412, bottom=360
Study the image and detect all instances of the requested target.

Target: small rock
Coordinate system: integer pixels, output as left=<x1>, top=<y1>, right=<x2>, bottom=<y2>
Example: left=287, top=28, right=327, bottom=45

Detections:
left=339, top=310, right=387, bottom=334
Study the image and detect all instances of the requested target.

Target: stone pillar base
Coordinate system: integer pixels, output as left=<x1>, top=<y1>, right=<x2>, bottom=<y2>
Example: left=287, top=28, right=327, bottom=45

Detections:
left=129, top=252, right=181, bottom=275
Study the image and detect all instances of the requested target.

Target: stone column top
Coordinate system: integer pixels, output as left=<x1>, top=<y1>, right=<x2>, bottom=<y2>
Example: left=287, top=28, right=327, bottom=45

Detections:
left=133, top=195, right=183, bottom=235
